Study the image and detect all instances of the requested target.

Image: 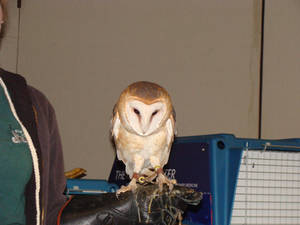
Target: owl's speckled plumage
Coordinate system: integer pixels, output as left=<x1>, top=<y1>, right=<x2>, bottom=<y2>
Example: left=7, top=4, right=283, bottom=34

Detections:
left=111, top=81, right=176, bottom=193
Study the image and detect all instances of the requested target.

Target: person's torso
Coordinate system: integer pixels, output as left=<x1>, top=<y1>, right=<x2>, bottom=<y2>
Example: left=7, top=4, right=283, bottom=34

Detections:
left=0, top=82, right=33, bottom=225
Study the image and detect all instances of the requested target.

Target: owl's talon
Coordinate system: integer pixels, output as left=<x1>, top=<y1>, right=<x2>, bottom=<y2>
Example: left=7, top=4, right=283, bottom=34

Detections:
left=116, top=178, right=137, bottom=196
left=157, top=173, right=176, bottom=192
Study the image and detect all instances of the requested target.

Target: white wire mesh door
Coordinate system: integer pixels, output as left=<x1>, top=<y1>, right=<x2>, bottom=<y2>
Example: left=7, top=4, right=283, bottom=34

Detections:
left=231, top=149, right=300, bottom=225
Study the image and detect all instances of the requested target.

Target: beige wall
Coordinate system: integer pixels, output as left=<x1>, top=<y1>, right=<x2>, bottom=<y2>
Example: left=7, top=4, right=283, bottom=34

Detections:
left=3, top=0, right=263, bottom=179
left=0, top=0, right=18, bottom=72
left=261, top=0, right=300, bottom=139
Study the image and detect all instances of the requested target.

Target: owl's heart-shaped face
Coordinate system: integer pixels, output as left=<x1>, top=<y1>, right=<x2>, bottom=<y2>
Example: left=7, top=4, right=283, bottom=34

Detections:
left=124, top=99, right=167, bottom=136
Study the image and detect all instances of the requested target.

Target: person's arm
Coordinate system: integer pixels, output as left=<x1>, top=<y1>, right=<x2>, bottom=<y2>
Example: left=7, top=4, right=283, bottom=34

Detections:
left=58, top=183, right=202, bottom=225
left=29, top=86, right=67, bottom=225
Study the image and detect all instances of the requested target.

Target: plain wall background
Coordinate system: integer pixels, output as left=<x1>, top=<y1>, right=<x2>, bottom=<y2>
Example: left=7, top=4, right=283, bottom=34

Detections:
left=261, top=0, right=300, bottom=139
left=0, top=0, right=18, bottom=72
left=1, top=0, right=299, bottom=179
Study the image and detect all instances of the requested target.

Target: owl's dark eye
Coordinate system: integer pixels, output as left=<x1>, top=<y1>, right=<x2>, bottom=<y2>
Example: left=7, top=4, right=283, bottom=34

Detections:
left=152, top=110, right=159, bottom=116
left=133, top=108, right=140, bottom=115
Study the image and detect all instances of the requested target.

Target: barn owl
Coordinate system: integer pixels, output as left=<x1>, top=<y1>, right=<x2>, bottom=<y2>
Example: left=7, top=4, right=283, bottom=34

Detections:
left=111, top=81, right=176, bottom=195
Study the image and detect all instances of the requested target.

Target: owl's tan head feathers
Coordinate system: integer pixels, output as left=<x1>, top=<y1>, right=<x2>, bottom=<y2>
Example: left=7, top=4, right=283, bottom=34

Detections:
left=126, top=81, right=168, bottom=103
left=115, top=81, right=174, bottom=136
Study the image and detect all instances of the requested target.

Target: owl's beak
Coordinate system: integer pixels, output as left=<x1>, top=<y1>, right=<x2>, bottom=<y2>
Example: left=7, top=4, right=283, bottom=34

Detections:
left=141, top=118, right=150, bottom=135
left=141, top=125, right=149, bottom=135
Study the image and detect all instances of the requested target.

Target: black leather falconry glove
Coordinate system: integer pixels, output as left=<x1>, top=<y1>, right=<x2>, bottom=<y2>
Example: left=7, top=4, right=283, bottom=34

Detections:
left=58, top=183, right=202, bottom=225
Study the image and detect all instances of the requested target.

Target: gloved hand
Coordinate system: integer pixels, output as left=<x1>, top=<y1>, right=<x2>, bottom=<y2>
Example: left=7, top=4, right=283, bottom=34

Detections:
left=58, top=183, right=202, bottom=225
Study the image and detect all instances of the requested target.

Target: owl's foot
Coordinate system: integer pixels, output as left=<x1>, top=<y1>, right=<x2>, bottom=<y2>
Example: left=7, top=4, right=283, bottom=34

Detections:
left=157, top=173, right=177, bottom=192
left=116, top=178, right=137, bottom=196
left=177, top=211, right=183, bottom=225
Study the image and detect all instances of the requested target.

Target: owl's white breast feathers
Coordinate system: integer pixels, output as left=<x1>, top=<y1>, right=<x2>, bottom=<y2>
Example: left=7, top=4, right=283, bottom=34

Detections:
left=111, top=112, right=175, bottom=177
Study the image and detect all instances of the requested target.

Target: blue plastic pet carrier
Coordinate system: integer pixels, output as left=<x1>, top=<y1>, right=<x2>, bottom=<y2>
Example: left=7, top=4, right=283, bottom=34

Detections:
left=65, top=179, right=118, bottom=195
